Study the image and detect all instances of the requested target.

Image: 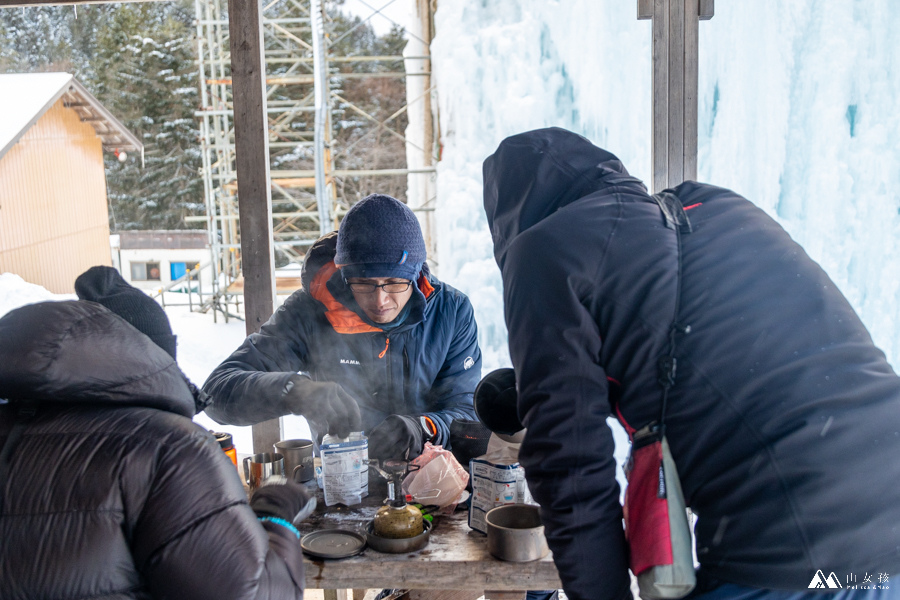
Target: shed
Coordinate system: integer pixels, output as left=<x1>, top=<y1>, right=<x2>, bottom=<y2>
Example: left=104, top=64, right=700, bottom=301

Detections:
left=0, top=72, right=142, bottom=294
left=112, top=230, right=211, bottom=292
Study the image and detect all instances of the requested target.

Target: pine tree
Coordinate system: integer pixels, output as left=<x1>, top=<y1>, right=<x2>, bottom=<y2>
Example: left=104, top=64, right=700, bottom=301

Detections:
left=92, top=1, right=203, bottom=231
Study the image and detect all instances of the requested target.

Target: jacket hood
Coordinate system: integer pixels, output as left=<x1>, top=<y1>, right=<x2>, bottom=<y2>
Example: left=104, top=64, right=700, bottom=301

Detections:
left=482, top=127, right=647, bottom=268
left=301, top=231, right=340, bottom=291
left=0, top=301, right=197, bottom=418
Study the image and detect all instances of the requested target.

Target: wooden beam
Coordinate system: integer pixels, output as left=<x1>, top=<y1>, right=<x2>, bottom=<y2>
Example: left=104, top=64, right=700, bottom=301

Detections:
left=666, top=0, right=685, bottom=188
left=684, top=0, right=700, bottom=182
left=644, top=0, right=711, bottom=192
left=227, top=0, right=281, bottom=453
left=637, top=0, right=653, bottom=20
left=651, top=0, right=669, bottom=193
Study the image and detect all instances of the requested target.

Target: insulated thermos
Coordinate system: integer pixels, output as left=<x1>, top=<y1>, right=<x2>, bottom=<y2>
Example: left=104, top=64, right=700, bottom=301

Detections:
left=214, top=432, right=238, bottom=467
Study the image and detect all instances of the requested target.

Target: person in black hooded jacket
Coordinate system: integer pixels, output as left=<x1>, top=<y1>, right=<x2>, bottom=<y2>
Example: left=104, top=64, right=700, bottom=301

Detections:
left=482, top=127, right=900, bottom=600
left=0, top=266, right=313, bottom=600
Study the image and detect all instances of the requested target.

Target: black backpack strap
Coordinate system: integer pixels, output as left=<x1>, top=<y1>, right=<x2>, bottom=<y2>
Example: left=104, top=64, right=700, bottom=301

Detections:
left=650, top=191, right=693, bottom=434
left=0, top=402, right=39, bottom=514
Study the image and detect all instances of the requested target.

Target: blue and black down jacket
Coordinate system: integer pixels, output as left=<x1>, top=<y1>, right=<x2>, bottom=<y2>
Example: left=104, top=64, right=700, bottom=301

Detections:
left=203, top=232, right=481, bottom=446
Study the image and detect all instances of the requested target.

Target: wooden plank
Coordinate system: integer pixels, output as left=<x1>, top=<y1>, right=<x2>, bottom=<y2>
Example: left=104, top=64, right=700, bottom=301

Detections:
left=651, top=0, right=669, bottom=193
left=667, top=0, right=685, bottom=189
left=683, top=0, right=700, bottom=182
left=227, top=276, right=303, bottom=294
left=227, top=0, right=280, bottom=454
left=227, top=0, right=276, bottom=330
left=699, top=0, right=715, bottom=20
left=407, top=592, right=482, bottom=600
left=637, top=0, right=653, bottom=20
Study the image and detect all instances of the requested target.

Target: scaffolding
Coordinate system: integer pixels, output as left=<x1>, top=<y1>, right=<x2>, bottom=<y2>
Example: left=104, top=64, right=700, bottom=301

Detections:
left=192, top=0, right=438, bottom=318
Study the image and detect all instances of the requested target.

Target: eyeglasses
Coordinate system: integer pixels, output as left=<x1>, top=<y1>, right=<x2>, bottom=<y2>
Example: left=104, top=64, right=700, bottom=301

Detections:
left=347, top=280, right=413, bottom=294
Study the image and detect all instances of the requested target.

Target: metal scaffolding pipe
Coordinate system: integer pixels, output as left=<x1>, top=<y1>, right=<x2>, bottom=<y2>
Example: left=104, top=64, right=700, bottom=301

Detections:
left=309, top=0, right=331, bottom=236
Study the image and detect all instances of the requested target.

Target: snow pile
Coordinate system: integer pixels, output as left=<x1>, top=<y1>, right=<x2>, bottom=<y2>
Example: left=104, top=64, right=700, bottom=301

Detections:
left=0, top=273, right=74, bottom=315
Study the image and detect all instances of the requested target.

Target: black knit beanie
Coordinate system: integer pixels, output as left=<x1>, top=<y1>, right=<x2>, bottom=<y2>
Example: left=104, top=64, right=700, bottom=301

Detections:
left=334, top=194, right=426, bottom=281
left=74, top=266, right=177, bottom=359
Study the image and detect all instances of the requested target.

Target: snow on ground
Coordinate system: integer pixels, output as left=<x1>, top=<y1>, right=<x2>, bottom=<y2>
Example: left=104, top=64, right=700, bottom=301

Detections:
left=0, top=271, right=311, bottom=455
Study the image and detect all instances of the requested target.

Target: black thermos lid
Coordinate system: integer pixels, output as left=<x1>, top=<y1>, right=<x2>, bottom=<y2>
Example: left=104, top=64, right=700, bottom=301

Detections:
left=213, top=431, right=233, bottom=450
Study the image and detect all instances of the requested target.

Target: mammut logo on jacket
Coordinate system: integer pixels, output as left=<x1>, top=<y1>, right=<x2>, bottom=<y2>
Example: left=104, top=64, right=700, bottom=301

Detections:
left=340, top=359, right=361, bottom=365
left=463, top=357, right=475, bottom=370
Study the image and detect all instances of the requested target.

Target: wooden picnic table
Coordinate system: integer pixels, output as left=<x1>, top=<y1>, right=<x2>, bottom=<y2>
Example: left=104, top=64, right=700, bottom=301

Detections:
left=296, top=479, right=561, bottom=600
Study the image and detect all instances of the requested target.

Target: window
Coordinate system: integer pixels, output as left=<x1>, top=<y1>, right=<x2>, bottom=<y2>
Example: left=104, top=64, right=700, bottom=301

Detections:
left=131, top=262, right=161, bottom=281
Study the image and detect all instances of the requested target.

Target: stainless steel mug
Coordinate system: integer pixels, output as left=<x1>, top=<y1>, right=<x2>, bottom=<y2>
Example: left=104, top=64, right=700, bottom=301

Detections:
left=485, top=504, right=550, bottom=562
left=243, top=452, right=285, bottom=492
left=274, top=439, right=315, bottom=483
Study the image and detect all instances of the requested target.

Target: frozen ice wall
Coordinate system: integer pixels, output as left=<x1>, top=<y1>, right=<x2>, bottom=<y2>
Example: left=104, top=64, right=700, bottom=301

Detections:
left=431, top=0, right=900, bottom=372
left=431, top=1, right=651, bottom=370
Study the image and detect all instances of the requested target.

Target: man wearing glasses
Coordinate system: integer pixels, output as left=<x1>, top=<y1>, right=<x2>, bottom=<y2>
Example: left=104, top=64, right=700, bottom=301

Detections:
left=203, top=194, right=482, bottom=460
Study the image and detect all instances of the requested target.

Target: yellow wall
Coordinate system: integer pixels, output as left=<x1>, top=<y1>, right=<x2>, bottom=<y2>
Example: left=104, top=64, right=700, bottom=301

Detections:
left=0, top=99, right=112, bottom=294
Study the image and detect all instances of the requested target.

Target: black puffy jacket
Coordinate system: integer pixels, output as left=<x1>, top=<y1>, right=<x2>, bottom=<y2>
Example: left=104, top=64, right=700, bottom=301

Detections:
left=483, top=128, right=900, bottom=600
left=0, top=301, right=305, bottom=600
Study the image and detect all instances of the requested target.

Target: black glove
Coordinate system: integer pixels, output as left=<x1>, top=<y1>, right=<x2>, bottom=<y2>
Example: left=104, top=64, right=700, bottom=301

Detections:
left=250, top=477, right=317, bottom=525
left=367, top=414, right=426, bottom=460
left=283, top=375, right=361, bottom=438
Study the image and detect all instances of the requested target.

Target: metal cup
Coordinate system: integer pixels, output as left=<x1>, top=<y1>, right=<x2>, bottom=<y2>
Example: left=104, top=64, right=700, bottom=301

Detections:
left=485, top=504, right=550, bottom=562
left=274, top=439, right=315, bottom=483
left=243, top=452, right=285, bottom=492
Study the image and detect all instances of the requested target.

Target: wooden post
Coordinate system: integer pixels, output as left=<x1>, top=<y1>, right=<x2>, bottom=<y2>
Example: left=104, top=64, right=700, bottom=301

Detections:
left=639, top=0, right=713, bottom=193
left=227, top=0, right=283, bottom=452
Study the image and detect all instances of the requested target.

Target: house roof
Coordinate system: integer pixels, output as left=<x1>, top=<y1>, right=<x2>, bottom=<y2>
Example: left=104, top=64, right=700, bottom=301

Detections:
left=118, top=230, right=209, bottom=250
left=0, top=72, right=143, bottom=164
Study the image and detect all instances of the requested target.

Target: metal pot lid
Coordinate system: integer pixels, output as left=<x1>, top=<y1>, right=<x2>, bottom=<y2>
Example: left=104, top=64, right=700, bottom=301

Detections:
left=300, top=529, right=367, bottom=559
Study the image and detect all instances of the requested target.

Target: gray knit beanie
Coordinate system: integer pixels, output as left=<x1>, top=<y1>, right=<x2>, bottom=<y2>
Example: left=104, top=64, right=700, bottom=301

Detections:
left=74, top=266, right=177, bottom=359
left=335, top=194, right=426, bottom=281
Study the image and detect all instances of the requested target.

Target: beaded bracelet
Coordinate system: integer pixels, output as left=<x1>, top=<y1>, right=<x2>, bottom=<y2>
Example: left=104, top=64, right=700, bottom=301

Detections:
left=258, top=516, right=301, bottom=539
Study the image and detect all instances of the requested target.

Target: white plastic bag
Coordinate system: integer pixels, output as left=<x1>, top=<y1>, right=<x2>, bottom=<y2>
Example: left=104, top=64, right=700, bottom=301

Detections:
left=401, top=443, right=469, bottom=509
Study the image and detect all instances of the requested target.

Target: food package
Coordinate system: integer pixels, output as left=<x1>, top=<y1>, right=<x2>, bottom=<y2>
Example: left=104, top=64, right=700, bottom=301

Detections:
left=468, top=433, right=538, bottom=534
left=320, top=432, right=369, bottom=506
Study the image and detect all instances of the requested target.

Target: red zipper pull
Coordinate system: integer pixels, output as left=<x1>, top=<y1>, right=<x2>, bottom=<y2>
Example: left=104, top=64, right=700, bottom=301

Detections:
left=378, top=337, right=390, bottom=359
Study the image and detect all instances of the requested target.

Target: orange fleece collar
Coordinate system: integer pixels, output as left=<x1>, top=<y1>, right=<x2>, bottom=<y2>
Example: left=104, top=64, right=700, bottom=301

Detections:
left=309, top=260, right=434, bottom=334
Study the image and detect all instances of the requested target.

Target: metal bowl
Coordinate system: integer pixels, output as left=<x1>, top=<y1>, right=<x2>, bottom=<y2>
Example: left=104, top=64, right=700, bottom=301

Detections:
left=365, top=518, right=432, bottom=554
left=485, top=504, right=549, bottom=562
